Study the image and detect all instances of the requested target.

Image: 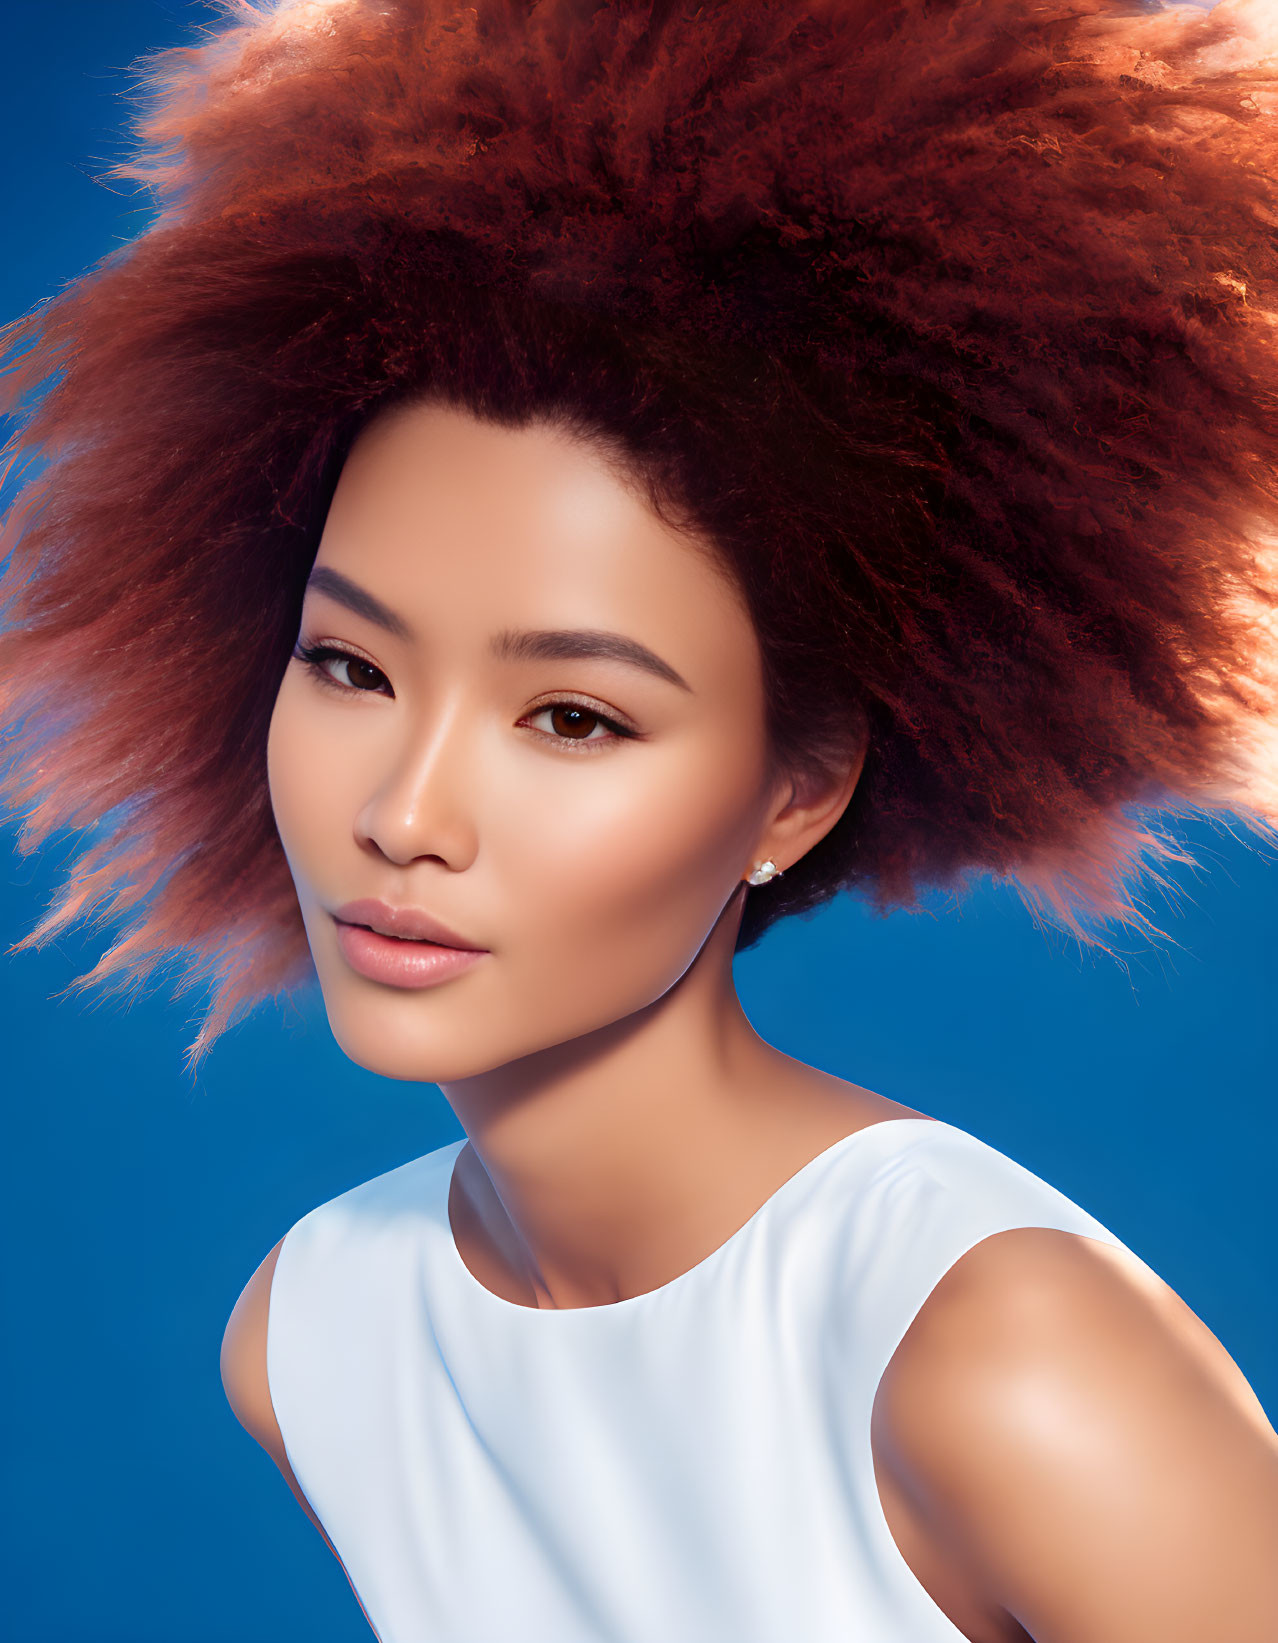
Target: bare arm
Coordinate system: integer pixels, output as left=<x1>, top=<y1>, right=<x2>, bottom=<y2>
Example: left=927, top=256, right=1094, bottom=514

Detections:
left=872, top=1226, right=1278, bottom=1643
left=220, top=1237, right=383, bottom=1638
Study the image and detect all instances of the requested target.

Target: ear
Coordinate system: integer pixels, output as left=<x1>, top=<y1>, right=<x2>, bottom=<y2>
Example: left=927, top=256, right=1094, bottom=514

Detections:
left=748, top=728, right=867, bottom=883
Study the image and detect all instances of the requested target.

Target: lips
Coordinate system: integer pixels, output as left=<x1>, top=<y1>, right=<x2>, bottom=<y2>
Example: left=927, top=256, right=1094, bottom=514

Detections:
left=333, top=918, right=488, bottom=989
left=333, top=897, right=487, bottom=950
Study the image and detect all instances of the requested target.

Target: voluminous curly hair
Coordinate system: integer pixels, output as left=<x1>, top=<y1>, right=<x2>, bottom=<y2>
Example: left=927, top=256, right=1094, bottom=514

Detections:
left=2, top=0, right=1277, bottom=1072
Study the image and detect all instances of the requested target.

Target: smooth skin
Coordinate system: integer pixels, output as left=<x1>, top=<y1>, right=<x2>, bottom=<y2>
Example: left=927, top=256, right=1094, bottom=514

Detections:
left=223, top=400, right=1278, bottom=1642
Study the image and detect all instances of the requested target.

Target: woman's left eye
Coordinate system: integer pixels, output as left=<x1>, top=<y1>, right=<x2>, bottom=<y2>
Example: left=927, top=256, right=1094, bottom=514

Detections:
left=523, top=702, right=632, bottom=750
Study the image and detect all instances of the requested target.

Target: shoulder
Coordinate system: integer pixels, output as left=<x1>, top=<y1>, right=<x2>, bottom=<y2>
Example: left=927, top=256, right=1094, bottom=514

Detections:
left=220, top=1235, right=340, bottom=1552
left=221, top=1140, right=460, bottom=1430
left=873, top=1224, right=1278, bottom=1642
left=220, top=1236, right=289, bottom=1461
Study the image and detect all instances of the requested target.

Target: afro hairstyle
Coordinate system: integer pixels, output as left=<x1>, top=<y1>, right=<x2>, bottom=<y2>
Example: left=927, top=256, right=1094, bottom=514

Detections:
left=2, top=0, right=1277, bottom=1071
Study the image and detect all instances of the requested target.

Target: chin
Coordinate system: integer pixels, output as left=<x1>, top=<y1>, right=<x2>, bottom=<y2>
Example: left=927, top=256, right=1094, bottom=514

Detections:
left=319, top=1000, right=495, bottom=1084
left=318, top=986, right=563, bottom=1085
left=317, top=973, right=663, bottom=1086
left=331, top=1034, right=492, bottom=1087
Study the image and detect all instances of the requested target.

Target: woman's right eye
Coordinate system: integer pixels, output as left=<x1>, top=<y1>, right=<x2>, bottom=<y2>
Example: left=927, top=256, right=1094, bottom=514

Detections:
left=293, top=641, right=391, bottom=695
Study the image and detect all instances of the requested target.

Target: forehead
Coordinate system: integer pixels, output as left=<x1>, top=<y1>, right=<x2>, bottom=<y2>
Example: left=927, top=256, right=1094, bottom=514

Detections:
left=313, top=401, right=758, bottom=681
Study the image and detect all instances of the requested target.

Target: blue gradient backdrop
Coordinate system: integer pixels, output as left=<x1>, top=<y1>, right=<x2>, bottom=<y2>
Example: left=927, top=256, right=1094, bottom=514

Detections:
left=2, top=5, right=1272, bottom=1640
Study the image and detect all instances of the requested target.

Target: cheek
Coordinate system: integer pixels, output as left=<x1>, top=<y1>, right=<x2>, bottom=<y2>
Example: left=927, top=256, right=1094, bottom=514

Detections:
left=266, top=677, right=344, bottom=885
left=489, top=735, right=765, bottom=1006
left=265, top=686, right=300, bottom=860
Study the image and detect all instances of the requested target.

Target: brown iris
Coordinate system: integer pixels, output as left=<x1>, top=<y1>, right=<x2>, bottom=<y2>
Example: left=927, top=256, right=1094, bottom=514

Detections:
left=549, top=705, right=599, bottom=739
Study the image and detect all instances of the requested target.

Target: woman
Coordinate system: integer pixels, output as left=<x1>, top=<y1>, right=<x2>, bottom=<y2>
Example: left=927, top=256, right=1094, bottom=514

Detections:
left=2, top=2, right=1276, bottom=1639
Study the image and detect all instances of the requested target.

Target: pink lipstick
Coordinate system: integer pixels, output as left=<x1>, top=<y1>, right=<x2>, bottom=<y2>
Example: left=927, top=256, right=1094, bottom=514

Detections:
left=332, top=898, right=489, bottom=990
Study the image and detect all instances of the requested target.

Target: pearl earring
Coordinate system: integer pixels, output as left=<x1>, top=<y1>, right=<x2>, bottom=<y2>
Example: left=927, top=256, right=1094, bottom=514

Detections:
left=746, top=859, right=782, bottom=886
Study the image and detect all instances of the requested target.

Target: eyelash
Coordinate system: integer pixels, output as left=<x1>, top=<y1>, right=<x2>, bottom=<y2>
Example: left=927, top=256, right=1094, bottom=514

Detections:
left=291, top=641, right=637, bottom=752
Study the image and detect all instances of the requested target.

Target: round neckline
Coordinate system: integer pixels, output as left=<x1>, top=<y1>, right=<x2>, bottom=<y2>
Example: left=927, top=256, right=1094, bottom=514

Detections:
left=440, top=1116, right=942, bottom=1319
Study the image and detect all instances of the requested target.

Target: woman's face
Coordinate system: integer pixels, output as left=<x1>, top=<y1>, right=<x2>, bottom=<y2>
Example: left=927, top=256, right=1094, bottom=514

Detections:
left=267, top=399, right=784, bottom=1083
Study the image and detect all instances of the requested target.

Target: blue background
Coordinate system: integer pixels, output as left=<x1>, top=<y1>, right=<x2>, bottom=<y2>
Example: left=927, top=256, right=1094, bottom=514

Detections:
left=2, top=4, right=1271, bottom=1640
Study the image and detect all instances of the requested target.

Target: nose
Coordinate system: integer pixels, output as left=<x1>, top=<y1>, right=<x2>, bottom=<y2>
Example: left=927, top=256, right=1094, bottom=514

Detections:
left=353, top=694, right=480, bottom=870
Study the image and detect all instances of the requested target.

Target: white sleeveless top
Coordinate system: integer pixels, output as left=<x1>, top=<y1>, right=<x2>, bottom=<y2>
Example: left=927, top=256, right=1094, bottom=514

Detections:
left=266, top=1116, right=1144, bottom=1643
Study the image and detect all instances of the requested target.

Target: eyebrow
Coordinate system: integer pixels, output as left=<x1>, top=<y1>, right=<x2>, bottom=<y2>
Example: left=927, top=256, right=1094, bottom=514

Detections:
left=306, top=566, right=413, bottom=641
left=304, top=565, right=692, bottom=692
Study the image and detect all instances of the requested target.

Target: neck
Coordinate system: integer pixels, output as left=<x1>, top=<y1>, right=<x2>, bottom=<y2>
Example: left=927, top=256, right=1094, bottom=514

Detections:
left=439, top=891, right=897, bottom=1309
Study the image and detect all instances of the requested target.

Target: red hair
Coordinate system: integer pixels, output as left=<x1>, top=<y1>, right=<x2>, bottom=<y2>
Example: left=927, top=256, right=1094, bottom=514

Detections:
left=2, top=0, right=1277, bottom=1072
